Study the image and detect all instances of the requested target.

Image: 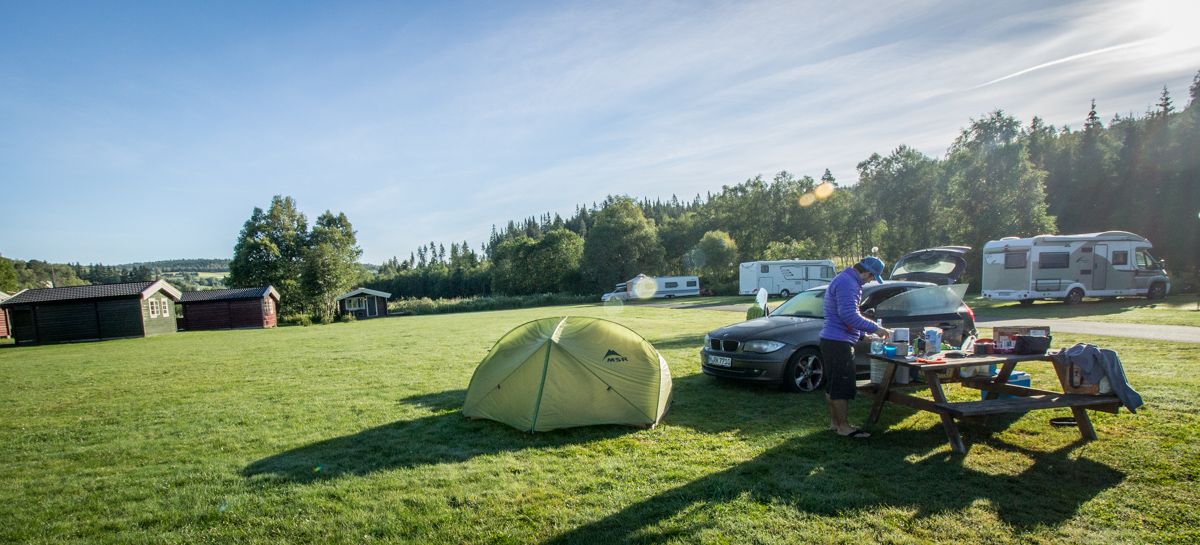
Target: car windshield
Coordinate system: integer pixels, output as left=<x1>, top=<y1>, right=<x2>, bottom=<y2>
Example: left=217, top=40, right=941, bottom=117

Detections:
left=874, top=284, right=968, bottom=319
left=771, top=288, right=825, bottom=318
left=892, top=252, right=960, bottom=276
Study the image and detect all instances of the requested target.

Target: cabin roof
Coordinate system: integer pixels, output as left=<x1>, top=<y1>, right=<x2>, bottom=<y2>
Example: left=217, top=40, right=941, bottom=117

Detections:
left=335, top=287, right=391, bottom=300
left=0, top=280, right=181, bottom=307
left=180, top=286, right=280, bottom=303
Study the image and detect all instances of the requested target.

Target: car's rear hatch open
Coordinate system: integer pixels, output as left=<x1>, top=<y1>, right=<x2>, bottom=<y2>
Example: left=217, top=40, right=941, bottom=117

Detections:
left=890, top=246, right=971, bottom=285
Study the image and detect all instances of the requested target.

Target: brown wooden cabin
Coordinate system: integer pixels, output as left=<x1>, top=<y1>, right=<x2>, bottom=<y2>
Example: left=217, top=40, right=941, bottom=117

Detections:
left=0, top=291, right=11, bottom=338
left=0, top=280, right=182, bottom=345
left=336, top=287, right=391, bottom=319
left=178, top=286, right=279, bottom=331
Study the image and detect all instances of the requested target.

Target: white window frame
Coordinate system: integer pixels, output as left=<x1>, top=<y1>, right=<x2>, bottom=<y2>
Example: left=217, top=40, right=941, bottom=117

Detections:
left=149, top=299, right=160, bottom=318
left=346, top=297, right=367, bottom=311
left=161, top=299, right=170, bottom=318
left=265, top=298, right=274, bottom=315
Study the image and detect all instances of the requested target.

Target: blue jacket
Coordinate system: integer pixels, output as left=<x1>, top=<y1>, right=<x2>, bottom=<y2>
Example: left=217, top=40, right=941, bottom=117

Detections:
left=820, top=267, right=880, bottom=343
left=1055, top=343, right=1144, bottom=413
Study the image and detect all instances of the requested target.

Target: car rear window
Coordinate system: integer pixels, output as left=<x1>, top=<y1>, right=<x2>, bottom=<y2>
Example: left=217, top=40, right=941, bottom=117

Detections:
left=893, top=253, right=961, bottom=276
left=874, top=284, right=968, bottom=319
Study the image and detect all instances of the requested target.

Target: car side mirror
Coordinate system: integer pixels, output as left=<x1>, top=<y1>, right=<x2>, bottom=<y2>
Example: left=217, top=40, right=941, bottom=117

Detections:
left=863, top=308, right=876, bottom=318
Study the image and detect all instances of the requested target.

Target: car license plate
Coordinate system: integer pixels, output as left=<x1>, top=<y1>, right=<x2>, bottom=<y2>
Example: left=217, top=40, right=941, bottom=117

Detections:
left=707, top=355, right=732, bottom=367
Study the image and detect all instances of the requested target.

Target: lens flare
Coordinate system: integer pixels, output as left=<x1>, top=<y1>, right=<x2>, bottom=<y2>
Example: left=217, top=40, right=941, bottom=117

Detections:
left=631, top=276, right=657, bottom=299
left=814, top=182, right=835, bottom=200
left=798, top=193, right=817, bottom=207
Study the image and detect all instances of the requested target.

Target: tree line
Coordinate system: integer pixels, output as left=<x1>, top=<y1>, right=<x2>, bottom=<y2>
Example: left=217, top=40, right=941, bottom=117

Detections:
left=370, top=71, right=1198, bottom=297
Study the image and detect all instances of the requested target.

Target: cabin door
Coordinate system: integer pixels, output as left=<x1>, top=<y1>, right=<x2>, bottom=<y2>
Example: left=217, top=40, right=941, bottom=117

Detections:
left=1092, top=244, right=1108, bottom=290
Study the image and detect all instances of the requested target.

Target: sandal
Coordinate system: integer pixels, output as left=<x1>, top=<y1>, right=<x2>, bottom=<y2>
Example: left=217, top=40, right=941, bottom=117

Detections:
left=836, top=428, right=871, bottom=439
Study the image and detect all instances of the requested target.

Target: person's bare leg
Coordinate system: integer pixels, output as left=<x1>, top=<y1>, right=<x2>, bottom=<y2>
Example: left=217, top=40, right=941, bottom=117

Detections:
left=829, top=397, right=868, bottom=436
left=827, top=394, right=848, bottom=431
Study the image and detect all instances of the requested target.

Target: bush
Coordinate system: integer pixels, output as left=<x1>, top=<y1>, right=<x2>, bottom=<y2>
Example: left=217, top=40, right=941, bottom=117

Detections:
left=388, top=293, right=595, bottom=316
left=282, top=313, right=312, bottom=327
left=338, top=313, right=357, bottom=323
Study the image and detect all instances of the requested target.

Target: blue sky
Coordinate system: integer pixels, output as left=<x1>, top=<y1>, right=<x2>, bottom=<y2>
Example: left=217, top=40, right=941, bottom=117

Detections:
left=2, top=0, right=1198, bottom=264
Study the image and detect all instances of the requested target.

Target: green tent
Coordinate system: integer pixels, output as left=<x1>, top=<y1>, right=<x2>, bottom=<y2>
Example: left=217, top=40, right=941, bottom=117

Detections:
left=463, top=316, right=673, bottom=432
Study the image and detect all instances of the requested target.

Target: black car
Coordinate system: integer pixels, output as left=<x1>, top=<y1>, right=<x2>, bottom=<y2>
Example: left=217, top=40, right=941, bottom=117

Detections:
left=700, top=281, right=977, bottom=392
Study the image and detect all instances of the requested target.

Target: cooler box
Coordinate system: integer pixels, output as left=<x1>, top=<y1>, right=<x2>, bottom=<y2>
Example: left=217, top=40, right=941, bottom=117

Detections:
left=992, top=326, right=1050, bottom=353
left=980, top=371, right=1031, bottom=400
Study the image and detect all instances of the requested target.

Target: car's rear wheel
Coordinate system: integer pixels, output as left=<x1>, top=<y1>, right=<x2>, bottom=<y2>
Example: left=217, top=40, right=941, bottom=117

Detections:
left=779, top=289, right=791, bottom=298
left=784, top=348, right=824, bottom=393
left=1147, top=282, right=1166, bottom=300
left=1063, top=288, right=1084, bottom=305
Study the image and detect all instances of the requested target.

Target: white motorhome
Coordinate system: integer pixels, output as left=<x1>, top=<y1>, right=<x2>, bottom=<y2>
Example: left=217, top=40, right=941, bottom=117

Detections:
left=601, top=274, right=700, bottom=301
left=738, top=260, right=836, bottom=297
left=982, top=231, right=1170, bottom=304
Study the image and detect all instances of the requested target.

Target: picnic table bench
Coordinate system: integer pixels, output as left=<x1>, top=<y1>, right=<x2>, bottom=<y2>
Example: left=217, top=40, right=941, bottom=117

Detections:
left=859, top=351, right=1121, bottom=453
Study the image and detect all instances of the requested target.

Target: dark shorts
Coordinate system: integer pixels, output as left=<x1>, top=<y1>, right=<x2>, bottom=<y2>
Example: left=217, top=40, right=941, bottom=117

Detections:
left=820, top=338, right=856, bottom=400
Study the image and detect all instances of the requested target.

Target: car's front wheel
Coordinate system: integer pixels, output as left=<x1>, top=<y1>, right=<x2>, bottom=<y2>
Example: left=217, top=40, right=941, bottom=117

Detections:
left=784, top=348, right=824, bottom=393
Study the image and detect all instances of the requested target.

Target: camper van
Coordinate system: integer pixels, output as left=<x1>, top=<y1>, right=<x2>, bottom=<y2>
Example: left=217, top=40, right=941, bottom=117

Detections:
left=601, top=274, right=700, bottom=301
left=738, top=260, right=836, bottom=297
left=982, top=231, right=1170, bottom=304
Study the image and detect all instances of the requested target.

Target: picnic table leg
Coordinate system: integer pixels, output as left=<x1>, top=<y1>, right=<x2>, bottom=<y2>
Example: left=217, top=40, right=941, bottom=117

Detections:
left=983, top=360, right=1019, bottom=401
left=925, top=371, right=967, bottom=454
left=1071, top=407, right=1098, bottom=440
left=867, top=362, right=897, bottom=425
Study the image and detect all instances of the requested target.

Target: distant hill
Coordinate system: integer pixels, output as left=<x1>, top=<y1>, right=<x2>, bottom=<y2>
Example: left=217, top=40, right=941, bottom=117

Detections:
left=115, top=258, right=230, bottom=272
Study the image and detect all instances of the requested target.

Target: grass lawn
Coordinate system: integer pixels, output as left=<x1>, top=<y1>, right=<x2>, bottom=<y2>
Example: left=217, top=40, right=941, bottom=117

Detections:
left=1, top=304, right=1196, bottom=544
left=968, top=294, right=1200, bottom=327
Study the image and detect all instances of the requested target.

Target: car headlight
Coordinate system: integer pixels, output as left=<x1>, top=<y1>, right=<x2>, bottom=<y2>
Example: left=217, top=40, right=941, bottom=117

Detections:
left=703, top=334, right=711, bottom=348
left=742, top=340, right=785, bottom=353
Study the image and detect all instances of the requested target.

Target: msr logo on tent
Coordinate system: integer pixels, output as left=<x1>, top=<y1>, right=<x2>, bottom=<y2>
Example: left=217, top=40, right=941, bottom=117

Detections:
left=603, top=349, right=628, bottom=363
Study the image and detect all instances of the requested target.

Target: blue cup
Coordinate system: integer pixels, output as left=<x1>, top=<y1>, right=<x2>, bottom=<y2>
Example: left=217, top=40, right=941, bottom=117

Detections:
left=884, top=345, right=897, bottom=357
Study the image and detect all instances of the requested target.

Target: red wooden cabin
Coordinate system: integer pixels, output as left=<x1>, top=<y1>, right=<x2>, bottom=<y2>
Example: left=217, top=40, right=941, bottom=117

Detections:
left=178, top=286, right=280, bottom=330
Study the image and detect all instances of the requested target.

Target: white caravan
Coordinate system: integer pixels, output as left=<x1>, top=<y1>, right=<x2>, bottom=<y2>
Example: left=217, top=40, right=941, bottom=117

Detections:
left=738, top=260, right=836, bottom=297
left=601, top=274, right=700, bottom=301
left=981, top=231, right=1170, bottom=304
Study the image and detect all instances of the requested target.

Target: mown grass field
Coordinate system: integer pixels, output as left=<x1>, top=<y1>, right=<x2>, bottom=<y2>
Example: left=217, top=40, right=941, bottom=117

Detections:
left=1, top=303, right=1197, bottom=544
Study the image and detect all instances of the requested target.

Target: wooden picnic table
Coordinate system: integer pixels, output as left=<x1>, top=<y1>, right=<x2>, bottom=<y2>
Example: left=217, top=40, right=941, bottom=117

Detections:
left=859, top=351, right=1121, bottom=454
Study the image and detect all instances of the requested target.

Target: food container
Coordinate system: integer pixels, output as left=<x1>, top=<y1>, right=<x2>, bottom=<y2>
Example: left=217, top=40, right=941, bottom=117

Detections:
left=974, top=341, right=995, bottom=355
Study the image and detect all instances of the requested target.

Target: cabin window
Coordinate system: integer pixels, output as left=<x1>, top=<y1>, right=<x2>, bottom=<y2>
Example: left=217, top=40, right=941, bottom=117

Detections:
left=149, top=299, right=160, bottom=318
left=1039, top=252, right=1069, bottom=269
left=265, top=298, right=274, bottom=315
left=161, top=300, right=170, bottom=318
left=1112, top=251, right=1128, bottom=266
left=760, top=264, right=769, bottom=274
left=347, top=297, right=366, bottom=311
left=665, top=282, right=679, bottom=288
left=686, top=280, right=697, bottom=287
left=1004, top=252, right=1027, bottom=269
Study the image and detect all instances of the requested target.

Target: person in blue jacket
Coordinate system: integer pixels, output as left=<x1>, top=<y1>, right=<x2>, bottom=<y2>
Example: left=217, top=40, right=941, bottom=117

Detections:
left=820, top=256, right=891, bottom=438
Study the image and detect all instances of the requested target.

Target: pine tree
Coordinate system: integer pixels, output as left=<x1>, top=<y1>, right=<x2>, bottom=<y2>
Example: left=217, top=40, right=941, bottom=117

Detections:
left=1157, top=86, right=1174, bottom=117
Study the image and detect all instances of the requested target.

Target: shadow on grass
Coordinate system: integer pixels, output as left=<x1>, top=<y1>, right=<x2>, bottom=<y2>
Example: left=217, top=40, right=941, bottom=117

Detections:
left=543, top=431, right=1123, bottom=543
left=242, top=389, right=631, bottom=484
